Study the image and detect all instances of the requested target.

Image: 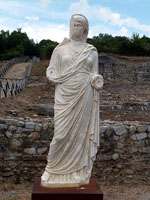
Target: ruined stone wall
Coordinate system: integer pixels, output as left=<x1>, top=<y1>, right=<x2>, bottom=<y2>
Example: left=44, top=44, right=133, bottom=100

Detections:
left=0, top=117, right=150, bottom=184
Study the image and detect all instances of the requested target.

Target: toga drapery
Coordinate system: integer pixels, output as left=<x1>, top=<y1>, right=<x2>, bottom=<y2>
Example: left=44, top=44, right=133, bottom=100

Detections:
left=43, top=38, right=101, bottom=186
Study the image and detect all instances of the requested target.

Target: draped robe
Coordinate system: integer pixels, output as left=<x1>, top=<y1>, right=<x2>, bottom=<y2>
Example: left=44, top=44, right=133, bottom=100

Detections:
left=41, top=39, right=100, bottom=187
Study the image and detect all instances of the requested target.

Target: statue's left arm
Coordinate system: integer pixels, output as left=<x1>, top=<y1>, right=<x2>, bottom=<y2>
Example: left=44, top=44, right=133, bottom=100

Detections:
left=90, top=50, right=104, bottom=90
left=91, top=50, right=99, bottom=74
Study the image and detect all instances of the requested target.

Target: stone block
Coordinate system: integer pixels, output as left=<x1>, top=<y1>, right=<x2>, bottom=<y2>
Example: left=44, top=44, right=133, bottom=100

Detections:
left=5, top=131, right=12, bottom=138
left=136, top=132, right=147, bottom=140
left=43, top=123, right=49, bottom=130
left=22, top=128, right=34, bottom=133
left=128, top=147, right=138, bottom=154
left=147, top=125, right=150, bottom=133
left=28, top=132, right=40, bottom=140
left=37, top=147, right=48, bottom=155
left=35, top=124, right=42, bottom=132
left=8, top=126, right=17, bottom=132
left=36, top=104, right=54, bottom=116
left=0, top=118, right=6, bottom=123
left=24, top=147, right=36, bottom=155
left=5, top=119, right=18, bottom=126
left=106, top=127, right=113, bottom=137
left=0, top=124, right=8, bottom=130
left=137, top=125, right=147, bottom=133
left=141, top=147, right=150, bottom=153
left=16, top=127, right=23, bottom=134
left=17, top=121, right=25, bottom=127
left=99, top=126, right=107, bottom=134
left=129, top=125, right=136, bottom=134
left=11, top=139, right=22, bottom=147
left=112, top=153, right=119, bottom=160
left=135, top=141, right=145, bottom=147
left=130, top=134, right=137, bottom=141
left=25, top=122, right=35, bottom=129
left=126, top=169, right=134, bottom=175
left=114, top=126, right=127, bottom=136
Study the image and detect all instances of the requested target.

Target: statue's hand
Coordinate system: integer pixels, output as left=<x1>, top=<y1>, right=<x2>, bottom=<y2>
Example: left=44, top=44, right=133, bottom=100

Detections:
left=90, top=74, right=104, bottom=90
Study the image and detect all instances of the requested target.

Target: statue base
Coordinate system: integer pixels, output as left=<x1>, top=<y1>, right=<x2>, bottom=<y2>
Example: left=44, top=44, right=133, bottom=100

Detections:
left=32, top=177, right=103, bottom=200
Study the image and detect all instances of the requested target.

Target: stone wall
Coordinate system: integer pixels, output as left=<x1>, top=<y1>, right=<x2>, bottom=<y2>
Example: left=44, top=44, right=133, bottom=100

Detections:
left=99, top=55, right=150, bottom=73
left=0, top=117, right=150, bottom=185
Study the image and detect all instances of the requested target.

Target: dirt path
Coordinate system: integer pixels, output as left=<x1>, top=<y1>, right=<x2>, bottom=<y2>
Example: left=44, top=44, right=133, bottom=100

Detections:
left=0, top=62, right=30, bottom=98
left=3, top=62, right=30, bottom=79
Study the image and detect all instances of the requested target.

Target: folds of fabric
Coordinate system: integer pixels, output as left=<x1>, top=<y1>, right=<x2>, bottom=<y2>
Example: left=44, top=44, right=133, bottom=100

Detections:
left=43, top=39, right=100, bottom=186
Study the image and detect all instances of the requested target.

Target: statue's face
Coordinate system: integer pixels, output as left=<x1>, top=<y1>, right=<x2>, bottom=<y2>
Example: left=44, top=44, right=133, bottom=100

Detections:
left=71, top=19, right=84, bottom=41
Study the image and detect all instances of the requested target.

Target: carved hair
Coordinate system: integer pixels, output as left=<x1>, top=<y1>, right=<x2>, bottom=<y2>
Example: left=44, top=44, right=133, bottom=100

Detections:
left=69, top=14, right=89, bottom=42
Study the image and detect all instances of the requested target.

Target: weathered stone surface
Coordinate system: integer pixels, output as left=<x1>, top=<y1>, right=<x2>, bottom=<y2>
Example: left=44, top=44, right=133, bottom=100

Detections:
left=113, top=135, right=119, bottom=141
left=130, top=134, right=137, bottom=141
left=126, top=169, right=134, bottom=175
left=28, top=132, right=40, bottom=140
left=147, top=125, right=150, bottom=133
left=24, top=147, right=36, bottom=155
left=112, top=153, right=119, bottom=160
left=11, top=139, right=22, bottom=147
left=116, top=163, right=122, bottom=169
left=137, top=125, right=147, bottom=133
left=135, top=141, right=145, bottom=147
left=25, top=122, right=35, bottom=129
left=141, top=147, right=150, bottom=153
left=128, top=147, right=138, bottom=154
left=5, top=131, right=12, bottom=138
left=37, top=147, right=48, bottom=155
left=114, top=126, right=127, bottom=136
left=16, top=127, right=23, bottom=134
left=136, top=132, right=147, bottom=140
left=5, top=119, right=18, bottom=126
left=17, top=121, right=25, bottom=127
left=129, top=125, right=136, bottom=134
left=8, top=126, right=17, bottom=132
left=22, top=128, right=34, bottom=133
left=0, top=124, right=8, bottom=130
left=13, top=134, right=20, bottom=138
left=36, top=104, right=54, bottom=116
left=35, top=123, right=42, bottom=132
left=106, top=127, right=113, bottom=137
left=43, top=123, right=49, bottom=130
left=0, top=118, right=6, bottom=123
left=99, top=126, right=107, bottom=134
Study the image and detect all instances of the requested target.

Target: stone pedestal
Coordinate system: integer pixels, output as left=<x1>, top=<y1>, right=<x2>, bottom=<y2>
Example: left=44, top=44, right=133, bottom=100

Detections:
left=32, top=177, right=103, bottom=200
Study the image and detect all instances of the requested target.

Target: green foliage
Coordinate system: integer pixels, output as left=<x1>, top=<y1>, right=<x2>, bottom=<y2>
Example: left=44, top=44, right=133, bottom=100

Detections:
left=1, top=28, right=150, bottom=61
left=87, top=33, right=150, bottom=56
left=39, top=39, right=58, bottom=59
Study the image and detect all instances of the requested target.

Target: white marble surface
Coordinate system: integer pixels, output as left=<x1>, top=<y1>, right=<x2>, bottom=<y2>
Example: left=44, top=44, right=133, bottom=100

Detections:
left=41, top=14, right=103, bottom=188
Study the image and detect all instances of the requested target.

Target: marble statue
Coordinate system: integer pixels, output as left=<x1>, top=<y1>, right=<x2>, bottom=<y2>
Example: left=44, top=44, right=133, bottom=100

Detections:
left=41, top=14, right=104, bottom=188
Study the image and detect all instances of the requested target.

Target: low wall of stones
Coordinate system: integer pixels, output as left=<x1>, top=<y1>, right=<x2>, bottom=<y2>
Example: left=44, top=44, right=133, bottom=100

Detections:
left=0, top=117, right=150, bottom=185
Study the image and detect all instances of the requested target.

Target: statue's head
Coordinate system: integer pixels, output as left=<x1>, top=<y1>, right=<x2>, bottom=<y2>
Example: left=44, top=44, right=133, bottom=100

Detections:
left=69, top=14, right=89, bottom=43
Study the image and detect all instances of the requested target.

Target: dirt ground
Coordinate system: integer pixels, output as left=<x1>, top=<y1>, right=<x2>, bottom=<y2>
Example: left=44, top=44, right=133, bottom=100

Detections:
left=0, top=182, right=150, bottom=200
left=3, top=62, right=30, bottom=79
left=0, top=59, right=150, bottom=122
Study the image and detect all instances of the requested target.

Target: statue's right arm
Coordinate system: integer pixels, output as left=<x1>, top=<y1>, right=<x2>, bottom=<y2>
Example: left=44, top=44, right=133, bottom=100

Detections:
left=46, top=48, right=60, bottom=83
